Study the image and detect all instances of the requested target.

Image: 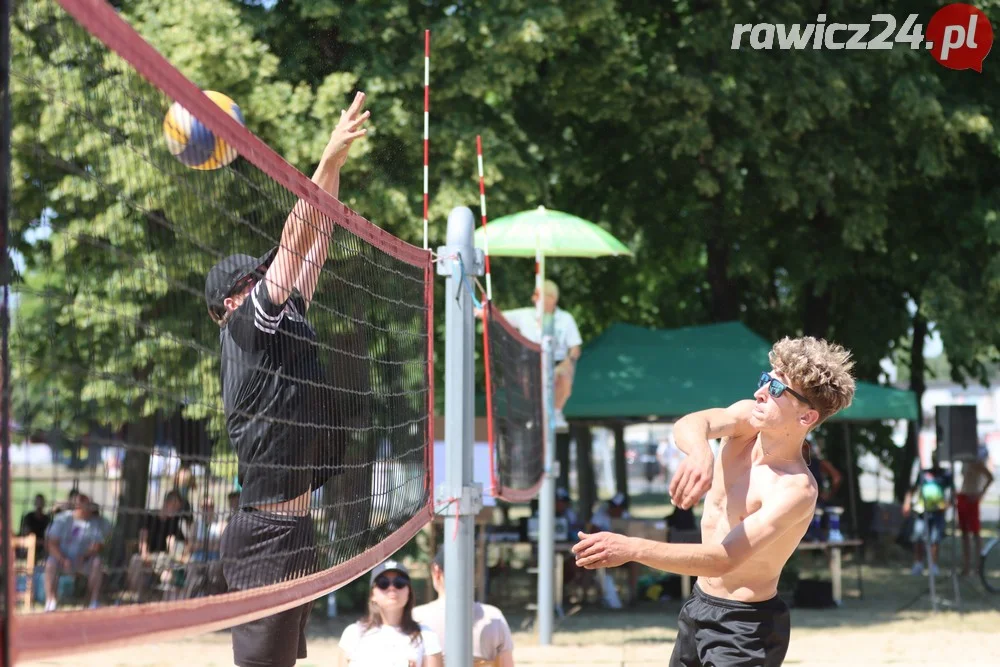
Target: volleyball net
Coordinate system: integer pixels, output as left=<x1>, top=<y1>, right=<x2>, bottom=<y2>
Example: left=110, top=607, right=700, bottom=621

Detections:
left=3, top=0, right=433, bottom=660
left=482, top=302, right=544, bottom=503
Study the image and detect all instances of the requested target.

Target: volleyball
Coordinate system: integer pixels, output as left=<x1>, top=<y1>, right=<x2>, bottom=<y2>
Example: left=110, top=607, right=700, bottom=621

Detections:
left=163, top=90, right=244, bottom=170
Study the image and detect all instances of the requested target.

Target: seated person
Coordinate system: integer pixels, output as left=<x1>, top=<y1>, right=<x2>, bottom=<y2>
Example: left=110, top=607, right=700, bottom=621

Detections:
left=413, top=548, right=514, bottom=667
left=127, top=490, right=187, bottom=599
left=51, top=488, right=79, bottom=516
left=19, top=493, right=52, bottom=560
left=803, top=436, right=843, bottom=506
left=183, top=496, right=228, bottom=597
left=44, top=493, right=107, bottom=611
left=590, top=492, right=630, bottom=532
left=588, top=494, right=633, bottom=609
left=556, top=487, right=581, bottom=535
left=493, top=280, right=583, bottom=432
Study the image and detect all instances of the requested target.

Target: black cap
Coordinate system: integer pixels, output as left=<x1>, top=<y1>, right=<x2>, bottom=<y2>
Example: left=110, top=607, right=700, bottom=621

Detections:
left=204, top=247, right=278, bottom=322
left=369, top=558, right=410, bottom=585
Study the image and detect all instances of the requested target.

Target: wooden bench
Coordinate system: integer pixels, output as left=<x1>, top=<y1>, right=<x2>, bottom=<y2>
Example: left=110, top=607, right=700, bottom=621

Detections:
left=12, top=534, right=38, bottom=611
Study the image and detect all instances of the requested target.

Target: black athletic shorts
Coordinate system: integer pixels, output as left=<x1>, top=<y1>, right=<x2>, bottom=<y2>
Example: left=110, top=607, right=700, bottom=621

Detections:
left=221, top=509, right=318, bottom=667
left=669, top=584, right=791, bottom=667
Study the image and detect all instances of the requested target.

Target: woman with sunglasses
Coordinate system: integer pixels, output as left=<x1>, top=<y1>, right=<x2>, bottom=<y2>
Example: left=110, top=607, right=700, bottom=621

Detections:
left=338, top=560, right=443, bottom=667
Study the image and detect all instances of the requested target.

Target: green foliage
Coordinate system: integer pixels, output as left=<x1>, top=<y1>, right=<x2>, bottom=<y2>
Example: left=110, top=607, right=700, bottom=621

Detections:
left=8, top=0, right=1000, bottom=503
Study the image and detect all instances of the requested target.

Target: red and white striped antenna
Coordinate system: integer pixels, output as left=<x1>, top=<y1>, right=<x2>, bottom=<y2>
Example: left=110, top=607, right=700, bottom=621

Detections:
left=423, top=30, right=430, bottom=251
left=476, top=135, right=493, bottom=301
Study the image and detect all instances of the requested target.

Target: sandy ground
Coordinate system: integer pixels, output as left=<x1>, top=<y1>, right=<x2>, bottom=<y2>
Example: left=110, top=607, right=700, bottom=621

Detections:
left=17, top=597, right=1000, bottom=666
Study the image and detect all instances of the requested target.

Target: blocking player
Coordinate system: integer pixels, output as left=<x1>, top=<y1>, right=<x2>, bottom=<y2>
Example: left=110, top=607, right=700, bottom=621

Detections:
left=204, top=92, right=369, bottom=667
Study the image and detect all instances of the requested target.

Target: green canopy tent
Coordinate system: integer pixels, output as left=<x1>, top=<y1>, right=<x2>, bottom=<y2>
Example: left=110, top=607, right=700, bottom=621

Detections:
left=564, top=321, right=917, bottom=422
left=562, top=321, right=917, bottom=601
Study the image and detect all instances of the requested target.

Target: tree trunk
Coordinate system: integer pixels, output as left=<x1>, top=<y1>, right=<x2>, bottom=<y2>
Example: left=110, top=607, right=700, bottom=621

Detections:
left=896, top=308, right=927, bottom=502
left=108, top=413, right=155, bottom=569
left=706, top=232, right=738, bottom=322
left=556, top=430, right=571, bottom=491
left=612, top=422, right=628, bottom=503
left=802, top=283, right=832, bottom=340
left=574, top=425, right=596, bottom=525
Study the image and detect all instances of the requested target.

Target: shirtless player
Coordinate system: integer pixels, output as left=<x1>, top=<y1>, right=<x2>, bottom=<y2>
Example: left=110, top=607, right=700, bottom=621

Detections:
left=572, top=336, right=855, bottom=666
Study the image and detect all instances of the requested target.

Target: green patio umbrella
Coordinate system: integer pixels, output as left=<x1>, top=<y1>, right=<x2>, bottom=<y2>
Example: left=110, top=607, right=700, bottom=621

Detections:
left=473, top=206, right=631, bottom=258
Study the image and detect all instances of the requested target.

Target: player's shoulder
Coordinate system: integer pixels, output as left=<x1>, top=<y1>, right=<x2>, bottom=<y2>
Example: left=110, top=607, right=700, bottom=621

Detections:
left=774, top=469, right=819, bottom=508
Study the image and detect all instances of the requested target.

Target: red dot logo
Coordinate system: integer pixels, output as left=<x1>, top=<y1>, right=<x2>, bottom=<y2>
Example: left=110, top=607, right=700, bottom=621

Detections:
left=926, top=3, right=993, bottom=72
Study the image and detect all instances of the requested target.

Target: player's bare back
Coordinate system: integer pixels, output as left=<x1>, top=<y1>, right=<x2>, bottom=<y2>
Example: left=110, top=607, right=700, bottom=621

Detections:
left=697, top=433, right=818, bottom=602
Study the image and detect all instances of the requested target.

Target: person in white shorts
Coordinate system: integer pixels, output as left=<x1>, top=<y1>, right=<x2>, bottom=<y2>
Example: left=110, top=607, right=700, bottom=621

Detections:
left=413, top=548, right=514, bottom=666
left=338, top=560, right=442, bottom=667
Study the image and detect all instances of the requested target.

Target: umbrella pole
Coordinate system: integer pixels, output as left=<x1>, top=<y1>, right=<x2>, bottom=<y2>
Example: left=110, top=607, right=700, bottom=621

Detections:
left=537, top=231, right=557, bottom=644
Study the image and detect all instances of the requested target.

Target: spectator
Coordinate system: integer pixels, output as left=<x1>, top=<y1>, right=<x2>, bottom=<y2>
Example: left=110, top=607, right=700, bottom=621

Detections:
left=126, top=489, right=187, bottom=599
left=19, top=493, right=52, bottom=558
left=803, top=436, right=843, bottom=505
left=589, top=493, right=631, bottom=609
left=501, top=280, right=582, bottom=431
left=52, top=488, right=79, bottom=516
left=555, top=487, right=580, bottom=534
left=904, top=452, right=952, bottom=576
left=184, top=496, right=228, bottom=598
left=226, top=490, right=241, bottom=518
left=957, top=445, right=994, bottom=576
left=172, top=464, right=197, bottom=527
left=413, top=548, right=514, bottom=667
left=44, top=492, right=105, bottom=611
left=590, top=493, right=629, bottom=532
left=337, top=560, right=442, bottom=667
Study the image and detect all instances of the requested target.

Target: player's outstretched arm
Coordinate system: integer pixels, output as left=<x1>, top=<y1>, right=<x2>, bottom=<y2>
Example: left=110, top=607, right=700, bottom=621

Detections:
left=669, top=400, right=757, bottom=509
left=572, top=474, right=816, bottom=577
left=264, top=92, right=370, bottom=309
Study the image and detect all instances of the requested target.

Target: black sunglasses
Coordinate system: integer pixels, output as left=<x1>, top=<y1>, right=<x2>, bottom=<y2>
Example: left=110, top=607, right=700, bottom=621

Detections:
left=757, top=372, right=814, bottom=408
left=374, top=575, right=409, bottom=590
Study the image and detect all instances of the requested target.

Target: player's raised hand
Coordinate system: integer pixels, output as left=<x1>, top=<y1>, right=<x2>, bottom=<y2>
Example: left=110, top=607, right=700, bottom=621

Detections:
left=322, top=91, right=370, bottom=168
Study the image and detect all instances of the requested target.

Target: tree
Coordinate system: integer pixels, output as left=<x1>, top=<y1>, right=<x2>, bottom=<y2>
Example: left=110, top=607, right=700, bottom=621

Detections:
left=9, top=0, right=1000, bottom=520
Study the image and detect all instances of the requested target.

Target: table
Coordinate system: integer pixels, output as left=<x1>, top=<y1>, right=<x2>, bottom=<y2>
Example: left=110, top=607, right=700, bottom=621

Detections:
left=795, top=539, right=863, bottom=604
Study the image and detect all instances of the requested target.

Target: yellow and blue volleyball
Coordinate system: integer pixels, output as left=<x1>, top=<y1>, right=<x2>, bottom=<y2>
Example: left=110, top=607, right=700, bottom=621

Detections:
left=163, top=91, right=244, bottom=170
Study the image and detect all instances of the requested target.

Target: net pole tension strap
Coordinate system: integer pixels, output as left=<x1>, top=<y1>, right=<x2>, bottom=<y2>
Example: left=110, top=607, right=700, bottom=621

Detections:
left=436, top=206, right=484, bottom=667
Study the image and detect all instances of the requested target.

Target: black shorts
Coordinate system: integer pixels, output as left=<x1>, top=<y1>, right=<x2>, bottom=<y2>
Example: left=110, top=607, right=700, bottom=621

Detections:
left=669, top=584, right=791, bottom=667
left=221, top=510, right=318, bottom=667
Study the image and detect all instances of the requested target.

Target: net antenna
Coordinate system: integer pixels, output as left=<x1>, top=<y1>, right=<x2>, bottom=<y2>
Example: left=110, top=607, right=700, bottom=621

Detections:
left=476, top=135, right=492, bottom=301
left=422, top=30, right=430, bottom=251
left=478, top=138, right=544, bottom=502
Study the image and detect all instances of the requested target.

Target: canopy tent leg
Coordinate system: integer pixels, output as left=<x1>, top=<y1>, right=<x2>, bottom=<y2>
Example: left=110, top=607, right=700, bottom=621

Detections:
left=842, top=424, right=864, bottom=600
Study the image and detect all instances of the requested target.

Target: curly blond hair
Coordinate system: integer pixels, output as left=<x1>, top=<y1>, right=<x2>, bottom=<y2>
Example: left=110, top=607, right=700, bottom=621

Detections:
left=769, top=336, right=856, bottom=422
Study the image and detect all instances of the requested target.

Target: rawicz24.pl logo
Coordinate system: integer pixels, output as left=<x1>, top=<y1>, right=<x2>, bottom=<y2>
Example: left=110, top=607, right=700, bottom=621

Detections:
left=731, top=3, right=993, bottom=72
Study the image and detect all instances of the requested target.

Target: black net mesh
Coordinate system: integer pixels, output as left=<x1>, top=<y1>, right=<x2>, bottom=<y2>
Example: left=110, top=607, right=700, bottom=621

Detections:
left=4, top=0, right=431, bottom=623
left=482, top=301, right=543, bottom=502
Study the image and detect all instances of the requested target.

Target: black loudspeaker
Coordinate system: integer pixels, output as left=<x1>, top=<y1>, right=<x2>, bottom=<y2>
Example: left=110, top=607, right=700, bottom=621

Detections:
left=936, top=405, right=979, bottom=462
